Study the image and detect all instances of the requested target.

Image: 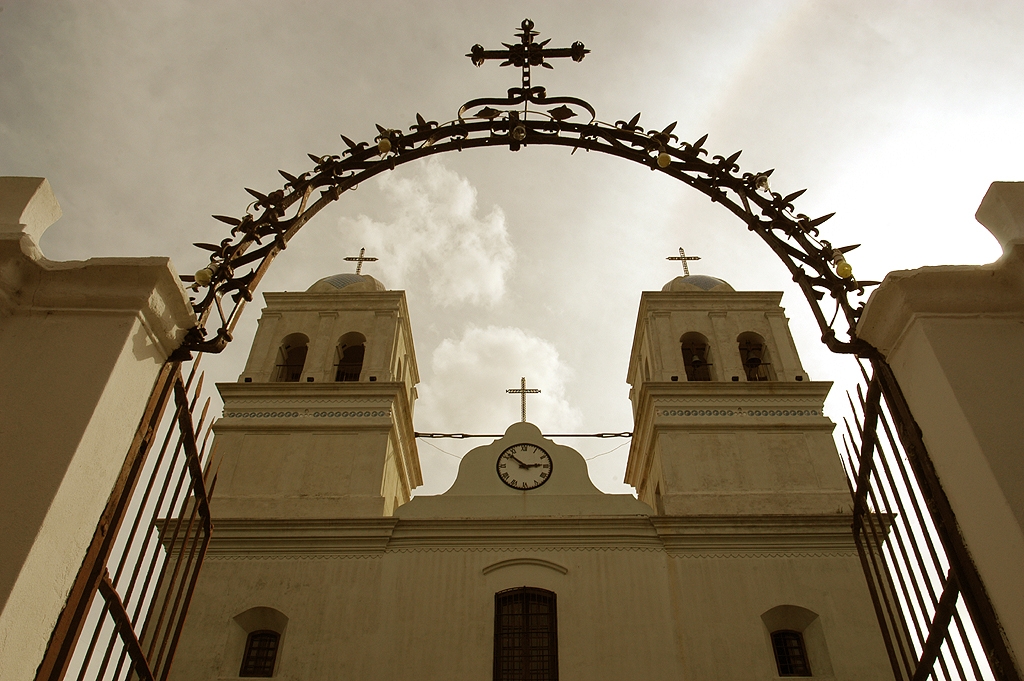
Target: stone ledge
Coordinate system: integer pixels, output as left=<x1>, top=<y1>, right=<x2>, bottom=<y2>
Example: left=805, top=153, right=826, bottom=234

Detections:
left=193, top=514, right=863, bottom=557
left=857, top=243, right=1024, bottom=358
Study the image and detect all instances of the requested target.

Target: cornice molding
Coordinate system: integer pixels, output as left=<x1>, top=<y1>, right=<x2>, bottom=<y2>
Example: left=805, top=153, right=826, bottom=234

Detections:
left=198, top=514, right=860, bottom=558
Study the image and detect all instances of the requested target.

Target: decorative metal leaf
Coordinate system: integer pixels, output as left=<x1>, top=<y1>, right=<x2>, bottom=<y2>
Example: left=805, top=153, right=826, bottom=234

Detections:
left=783, top=189, right=807, bottom=204
left=244, top=188, right=268, bottom=202
left=278, top=170, right=297, bottom=183
left=616, top=113, right=642, bottom=131
left=476, top=107, right=503, bottom=119
left=212, top=215, right=241, bottom=226
left=548, top=105, right=576, bottom=121
left=807, top=212, right=835, bottom=228
left=308, top=153, right=323, bottom=164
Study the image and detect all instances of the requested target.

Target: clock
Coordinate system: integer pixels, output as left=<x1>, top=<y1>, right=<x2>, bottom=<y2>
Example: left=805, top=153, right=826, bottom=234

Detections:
left=496, top=443, right=552, bottom=490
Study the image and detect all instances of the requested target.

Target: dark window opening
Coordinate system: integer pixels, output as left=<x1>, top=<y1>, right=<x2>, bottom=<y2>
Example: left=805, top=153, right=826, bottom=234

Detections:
left=680, top=332, right=713, bottom=381
left=272, top=334, right=308, bottom=383
left=334, top=332, right=366, bottom=382
left=738, top=332, right=775, bottom=382
left=240, top=630, right=279, bottom=677
left=494, top=587, right=558, bottom=681
left=335, top=344, right=364, bottom=381
left=771, top=630, right=811, bottom=676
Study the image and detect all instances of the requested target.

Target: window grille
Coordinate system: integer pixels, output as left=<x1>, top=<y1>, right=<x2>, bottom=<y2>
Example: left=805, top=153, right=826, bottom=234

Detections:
left=771, top=630, right=811, bottom=676
left=240, top=630, right=280, bottom=677
left=494, top=587, right=558, bottom=681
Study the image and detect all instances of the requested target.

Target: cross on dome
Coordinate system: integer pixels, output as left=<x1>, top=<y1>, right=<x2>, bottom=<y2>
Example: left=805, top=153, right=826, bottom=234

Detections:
left=506, top=377, right=541, bottom=423
left=344, top=247, right=378, bottom=275
left=667, top=247, right=701, bottom=276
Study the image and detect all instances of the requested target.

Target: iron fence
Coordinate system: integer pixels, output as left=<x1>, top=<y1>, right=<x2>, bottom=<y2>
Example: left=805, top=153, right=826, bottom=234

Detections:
left=35, top=357, right=216, bottom=681
left=842, top=357, right=1019, bottom=681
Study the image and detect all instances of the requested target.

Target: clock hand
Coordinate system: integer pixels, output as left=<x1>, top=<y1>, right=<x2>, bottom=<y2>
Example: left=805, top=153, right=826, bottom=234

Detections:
left=508, top=453, right=531, bottom=468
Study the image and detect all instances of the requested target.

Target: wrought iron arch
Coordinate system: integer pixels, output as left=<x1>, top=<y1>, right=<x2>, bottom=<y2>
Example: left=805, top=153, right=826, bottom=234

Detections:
left=177, top=19, right=873, bottom=361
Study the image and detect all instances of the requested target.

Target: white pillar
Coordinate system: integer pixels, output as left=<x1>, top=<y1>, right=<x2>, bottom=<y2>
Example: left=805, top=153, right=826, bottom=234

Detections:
left=0, top=178, right=196, bottom=681
left=857, top=181, right=1024, bottom=669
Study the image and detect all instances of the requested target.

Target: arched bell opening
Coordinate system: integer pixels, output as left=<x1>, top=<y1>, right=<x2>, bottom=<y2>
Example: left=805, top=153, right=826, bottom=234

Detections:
left=737, top=331, right=775, bottom=382
left=335, top=332, right=367, bottom=382
left=680, top=332, right=713, bottom=381
left=273, top=333, right=309, bottom=382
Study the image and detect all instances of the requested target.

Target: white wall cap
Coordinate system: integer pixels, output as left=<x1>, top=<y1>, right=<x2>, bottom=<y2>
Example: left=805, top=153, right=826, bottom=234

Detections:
left=976, top=181, right=1024, bottom=251
left=857, top=245, right=1024, bottom=357
left=0, top=177, right=62, bottom=243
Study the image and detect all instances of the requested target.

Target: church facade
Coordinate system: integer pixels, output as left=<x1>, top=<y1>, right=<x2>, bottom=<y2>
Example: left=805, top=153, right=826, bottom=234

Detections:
left=166, top=270, right=893, bottom=680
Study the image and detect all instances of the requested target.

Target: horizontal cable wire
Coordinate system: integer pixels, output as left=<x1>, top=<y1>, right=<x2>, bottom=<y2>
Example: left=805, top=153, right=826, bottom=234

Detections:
left=414, top=431, right=632, bottom=439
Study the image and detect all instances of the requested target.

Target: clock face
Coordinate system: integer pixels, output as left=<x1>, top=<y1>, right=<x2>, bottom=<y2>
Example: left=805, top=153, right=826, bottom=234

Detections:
left=496, top=443, right=552, bottom=490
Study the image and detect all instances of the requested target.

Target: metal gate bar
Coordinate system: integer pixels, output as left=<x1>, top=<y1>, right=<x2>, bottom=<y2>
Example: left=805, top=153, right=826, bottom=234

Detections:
left=844, top=357, right=1019, bottom=681
left=35, top=358, right=216, bottom=681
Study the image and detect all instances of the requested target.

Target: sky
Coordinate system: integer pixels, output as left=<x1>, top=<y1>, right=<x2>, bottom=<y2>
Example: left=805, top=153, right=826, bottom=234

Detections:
left=1, top=1, right=1019, bottom=495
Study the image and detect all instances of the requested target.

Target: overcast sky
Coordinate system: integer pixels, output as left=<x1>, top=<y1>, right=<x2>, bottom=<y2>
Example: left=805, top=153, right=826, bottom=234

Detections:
left=2, top=1, right=1019, bottom=495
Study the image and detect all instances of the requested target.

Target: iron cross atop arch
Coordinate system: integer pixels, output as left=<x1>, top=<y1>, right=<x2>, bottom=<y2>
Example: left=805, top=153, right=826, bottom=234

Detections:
left=467, top=18, right=589, bottom=97
left=178, top=19, right=875, bottom=361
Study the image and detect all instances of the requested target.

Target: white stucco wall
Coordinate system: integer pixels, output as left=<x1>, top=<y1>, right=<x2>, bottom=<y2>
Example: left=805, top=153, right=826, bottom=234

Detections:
left=0, top=177, right=196, bottom=681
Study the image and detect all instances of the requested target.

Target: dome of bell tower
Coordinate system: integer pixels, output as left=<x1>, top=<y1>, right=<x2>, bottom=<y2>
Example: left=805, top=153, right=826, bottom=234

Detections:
left=306, top=273, right=387, bottom=293
left=661, top=274, right=735, bottom=292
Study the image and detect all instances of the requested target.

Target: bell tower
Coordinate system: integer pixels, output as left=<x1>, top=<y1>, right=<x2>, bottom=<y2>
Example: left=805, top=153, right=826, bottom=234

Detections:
left=211, top=271, right=421, bottom=518
left=625, top=273, right=851, bottom=516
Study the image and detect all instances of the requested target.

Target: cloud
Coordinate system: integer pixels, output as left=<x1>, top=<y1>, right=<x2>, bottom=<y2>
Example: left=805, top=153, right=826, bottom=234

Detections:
left=416, top=325, right=582, bottom=435
left=338, top=158, right=514, bottom=307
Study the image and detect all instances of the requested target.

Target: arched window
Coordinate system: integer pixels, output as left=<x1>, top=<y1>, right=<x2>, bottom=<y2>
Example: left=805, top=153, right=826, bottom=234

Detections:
left=738, top=331, right=775, bottom=382
left=240, top=630, right=280, bottom=677
left=761, top=605, right=832, bottom=678
left=334, top=332, right=366, bottom=382
left=680, top=332, right=713, bottom=381
left=272, top=333, right=308, bottom=382
left=771, top=630, right=811, bottom=676
left=494, top=587, right=558, bottom=681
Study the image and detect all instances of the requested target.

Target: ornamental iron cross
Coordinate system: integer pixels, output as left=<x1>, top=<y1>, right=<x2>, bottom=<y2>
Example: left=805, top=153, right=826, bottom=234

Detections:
left=467, top=19, right=589, bottom=93
left=506, top=377, right=541, bottom=423
left=344, top=247, right=377, bottom=275
left=667, top=247, right=701, bottom=276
